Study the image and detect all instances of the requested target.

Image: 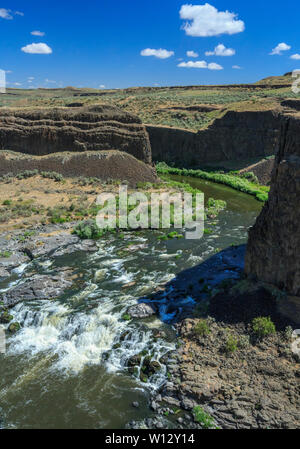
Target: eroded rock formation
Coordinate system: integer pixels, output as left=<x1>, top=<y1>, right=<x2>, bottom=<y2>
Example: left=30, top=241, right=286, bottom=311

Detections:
left=0, top=105, right=152, bottom=164
left=245, top=115, right=300, bottom=297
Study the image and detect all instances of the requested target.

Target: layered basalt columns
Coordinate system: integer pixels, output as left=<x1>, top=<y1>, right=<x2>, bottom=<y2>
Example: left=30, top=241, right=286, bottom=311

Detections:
left=0, top=105, right=152, bottom=164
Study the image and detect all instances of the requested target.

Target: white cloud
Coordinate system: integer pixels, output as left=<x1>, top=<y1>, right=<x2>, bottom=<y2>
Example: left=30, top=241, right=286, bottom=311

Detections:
left=31, top=30, right=45, bottom=36
left=232, top=65, right=242, bottom=69
left=187, top=50, right=199, bottom=58
left=0, top=9, right=24, bottom=19
left=270, top=42, right=291, bottom=55
left=99, top=84, right=106, bottom=89
left=141, top=48, right=174, bottom=59
left=178, top=60, right=223, bottom=70
left=178, top=60, right=207, bottom=68
left=0, top=8, right=12, bottom=19
left=14, top=82, right=22, bottom=86
left=21, top=43, right=53, bottom=54
left=208, top=62, right=223, bottom=70
left=180, top=3, right=245, bottom=37
left=45, top=78, right=56, bottom=84
left=205, top=43, right=235, bottom=57
left=28, top=77, right=35, bottom=80
left=291, top=54, right=300, bottom=60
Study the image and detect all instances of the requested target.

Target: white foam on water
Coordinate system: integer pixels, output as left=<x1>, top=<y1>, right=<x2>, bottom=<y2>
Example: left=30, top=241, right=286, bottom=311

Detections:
left=9, top=298, right=127, bottom=374
left=12, top=263, right=28, bottom=275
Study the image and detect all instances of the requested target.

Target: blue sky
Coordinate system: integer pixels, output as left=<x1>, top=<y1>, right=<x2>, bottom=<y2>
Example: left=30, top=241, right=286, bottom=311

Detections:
left=1, top=0, right=300, bottom=89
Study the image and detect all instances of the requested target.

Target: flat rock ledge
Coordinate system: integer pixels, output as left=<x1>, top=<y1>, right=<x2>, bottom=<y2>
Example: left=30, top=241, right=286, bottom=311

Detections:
left=1, top=270, right=74, bottom=308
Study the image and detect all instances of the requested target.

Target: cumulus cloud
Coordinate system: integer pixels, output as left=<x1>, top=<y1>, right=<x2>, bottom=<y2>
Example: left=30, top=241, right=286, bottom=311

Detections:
left=21, top=43, right=53, bottom=54
left=31, top=30, right=45, bottom=36
left=178, top=60, right=223, bottom=70
left=180, top=3, right=245, bottom=37
left=270, top=42, right=291, bottom=55
left=141, top=48, right=174, bottom=59
left=0, top=8, right=12, bottom=19
left=232, top=65, right=242, bottom=69
left=187, top=50, right=199, bottom=58
left=291, top=54, right=300, bottom=60
left=207, top=62, right=223, bottom=70
left=99, top=84, right=106, bottom=89
left=205, top=43, right=235, bottom=57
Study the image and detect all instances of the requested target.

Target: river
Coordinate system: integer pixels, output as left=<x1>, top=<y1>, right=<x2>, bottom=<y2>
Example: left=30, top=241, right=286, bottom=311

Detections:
left=0, top=176, right=262, bottom=429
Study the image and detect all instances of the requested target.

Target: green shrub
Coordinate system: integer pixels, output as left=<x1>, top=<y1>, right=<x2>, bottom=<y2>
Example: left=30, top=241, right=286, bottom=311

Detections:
left=225, top=334, right=238, bottom=353
left=193, top=406, right=216, bottom=429
left=72, top=220, right=105, bottom=240
left=252, top=316, right=276, bottom=339
left=194, top=319, right=211, bottom=337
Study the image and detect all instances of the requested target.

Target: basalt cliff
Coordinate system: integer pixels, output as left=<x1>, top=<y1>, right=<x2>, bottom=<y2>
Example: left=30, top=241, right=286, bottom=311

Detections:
left=147, top=110, right=281, bottom=167
left=245, top=114, right=300, bottom=298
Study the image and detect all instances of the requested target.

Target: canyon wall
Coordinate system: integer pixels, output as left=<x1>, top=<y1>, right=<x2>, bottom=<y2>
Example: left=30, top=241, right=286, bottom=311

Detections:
left=147, top=110, right=281, bottom=166
left=245, top=114, right=300, bottom=297
left=0, top=105, right=152, bottom=164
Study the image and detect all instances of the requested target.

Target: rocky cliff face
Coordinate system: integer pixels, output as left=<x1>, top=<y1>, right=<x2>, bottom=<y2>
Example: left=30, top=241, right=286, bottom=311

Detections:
left=245, top=115, right=300, bottom=297
left=147, top=110, right=281, bottom=166
left=0, top=105, right=152, bottom=164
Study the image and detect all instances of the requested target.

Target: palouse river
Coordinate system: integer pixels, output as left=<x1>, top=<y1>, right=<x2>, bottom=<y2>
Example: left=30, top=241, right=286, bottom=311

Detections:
left=0, top=176, right=262, bottom=429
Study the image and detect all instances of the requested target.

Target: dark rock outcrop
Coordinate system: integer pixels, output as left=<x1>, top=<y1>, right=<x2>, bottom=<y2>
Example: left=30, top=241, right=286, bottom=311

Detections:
left=0, top=105, right=152, bottom=164
left=147, top=110, right=281, bottom=166
left=1, top=271, right=74, bottom=308
left=245, top=115, right=300, bottom=297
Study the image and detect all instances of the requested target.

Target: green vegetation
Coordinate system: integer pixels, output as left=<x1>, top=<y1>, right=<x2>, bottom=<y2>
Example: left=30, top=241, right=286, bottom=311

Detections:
left=0, top=251, right=12, bottom=258
left=252, top=316, right=276, bottom=339
left=72, top=220, right=108, bottom=240
left=8, top=322, right=21, bottom=333
left=157, top=162, right=269, bottom=202
left=157, top=230, right=184, bottom=241
left=0, top=309, right=13, bottom=324
left=193, top=406, right=216, bottom=429
left=193, top=319, right=211, bottom=337
left=0, top=170, right=65, bottom=184
left=225, top=334, right=239, bottom=353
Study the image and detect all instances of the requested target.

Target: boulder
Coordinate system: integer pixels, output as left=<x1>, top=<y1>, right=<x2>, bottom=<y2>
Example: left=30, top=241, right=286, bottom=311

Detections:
left=127, top=302, right=157, bottom=319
